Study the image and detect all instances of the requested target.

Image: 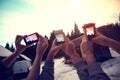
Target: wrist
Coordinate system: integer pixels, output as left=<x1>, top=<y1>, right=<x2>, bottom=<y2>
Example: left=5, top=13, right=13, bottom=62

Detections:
left=14, top=50, right=21, bottom=55
left=107, top=38, right=117, bottom=47
left=81, top=51, right=96, bottom=64
left=85, top=55, right=96, bottom=64
left=46, top=52, right=54, bottom=61
left=69, top=53, right=82, bottom=64
left=104, top=37, right=113, bottom=46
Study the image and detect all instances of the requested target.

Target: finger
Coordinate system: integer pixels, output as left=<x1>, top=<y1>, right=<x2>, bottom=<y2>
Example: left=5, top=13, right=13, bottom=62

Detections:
left=24, top=44, right=31, bottom=49
left=95, top=29, right=102, bottom=36
left=81, top=35, right=87, bottom=43
left=91, top=37, right=99, bottom=43
left=64, top=37, right=70, bottom=44
left=15, top=35, right=24, bottom=43
left=83, top=29, right=89, bottom=41
left=41, top=35, right=48, bottom=47
left=52, top=39, right=56, bottom=45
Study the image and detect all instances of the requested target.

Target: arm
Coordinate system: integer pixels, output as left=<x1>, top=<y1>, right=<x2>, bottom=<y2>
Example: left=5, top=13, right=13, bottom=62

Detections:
left=87, top=62, right=110, bottom=80
left=104, top=38, right=120, bottom=53
left=74, top=60, right=88, bottom=80
left=92, top=29, right=120, bottom=53
left=72, top=36, right=82, bottom=48
left=26, top=36, right=48, bottom=80
left=2, top=35, right=31, bottom=68
left=80, top=31, right=110, bottom=80
left=61, top=37, right=88, bottom=80
left=39, top=39, right=61, bottom=80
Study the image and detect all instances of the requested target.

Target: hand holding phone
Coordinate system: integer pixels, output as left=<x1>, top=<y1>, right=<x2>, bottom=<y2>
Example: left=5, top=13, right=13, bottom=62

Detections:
left=24, top=32, right=39, bottom=45
left=54, top=29, right=65, bottom=44
left=82, top=23, right=96, bottom=40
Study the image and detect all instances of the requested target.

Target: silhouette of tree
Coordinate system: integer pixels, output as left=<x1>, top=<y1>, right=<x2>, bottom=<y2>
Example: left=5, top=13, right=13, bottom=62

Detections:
left=74, top=22, right=80, bottom=35
left=5, top=42, right=10, bottom=50
left=45, top=35, right=48, bottom=40
left=5, top=43, right=15, bottom=52
left=10, top=44, right=15, bottom=52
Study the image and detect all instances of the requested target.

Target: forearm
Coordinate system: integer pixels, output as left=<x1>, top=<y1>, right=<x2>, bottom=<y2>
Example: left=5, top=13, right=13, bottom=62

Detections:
left=74, top=60, right=89, bottom=80
left=69, top=53, right=82, bottom=65
left=107, top=38, right=120, bottom=53
left=87, top=62, right=110, bottom=80
left=39, top=61, right=54, bottom=80
left=2, top=50, right=20, bottom=68
left=84, top=52, right=96, bottom=65
left=26, top=55, right=42, bottom=80
left=72, top=36, right=82, bottom=48
left=46, top=52, right=54, bottom=62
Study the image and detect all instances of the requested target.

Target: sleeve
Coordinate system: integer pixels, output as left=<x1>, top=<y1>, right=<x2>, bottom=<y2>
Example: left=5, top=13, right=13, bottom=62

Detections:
left=39, top=61, right=54, bottom=80
left=74, top=61, right=89, bottom=80
left=0, top=61, right=13, bottom=79
left=87, top=62, right=110, bottom=80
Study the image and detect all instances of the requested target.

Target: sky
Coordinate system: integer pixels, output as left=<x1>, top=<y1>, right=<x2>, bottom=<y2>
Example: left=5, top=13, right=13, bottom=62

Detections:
left=0, top=0, right=120, bottom=47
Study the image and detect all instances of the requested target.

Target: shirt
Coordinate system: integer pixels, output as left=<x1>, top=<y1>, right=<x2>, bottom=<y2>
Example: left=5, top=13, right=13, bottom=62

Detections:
left=74, top=61, right=110, bottom=80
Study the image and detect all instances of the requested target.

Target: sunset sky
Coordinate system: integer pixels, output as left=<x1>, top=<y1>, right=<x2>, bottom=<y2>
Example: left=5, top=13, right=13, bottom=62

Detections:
left=0, top=0, right=120, bottom=46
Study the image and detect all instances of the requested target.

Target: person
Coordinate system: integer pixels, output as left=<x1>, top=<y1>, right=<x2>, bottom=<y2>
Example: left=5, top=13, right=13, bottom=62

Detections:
left=92, top=29, right=120, bottom=54
left=0, top=33, right=62, bottom=80
left=61, top=30, right=111, bottom=80
left=0, top=35, right=32, bottom=80
left=26, top=35, right=49, bottom=80
left=26, top=38, right=62, bottom=80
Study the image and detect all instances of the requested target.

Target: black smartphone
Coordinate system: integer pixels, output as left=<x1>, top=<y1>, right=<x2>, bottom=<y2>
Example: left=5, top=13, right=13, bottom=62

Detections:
left=83, top=23, right=96, bottom=40
left=24, top=32, right=39, bottom=45
left=54, top=29, right=65, bottom=44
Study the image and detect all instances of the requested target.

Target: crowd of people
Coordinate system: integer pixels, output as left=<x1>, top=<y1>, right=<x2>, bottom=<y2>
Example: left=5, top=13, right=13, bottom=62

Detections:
left=0, top=24, right=120, bottom=80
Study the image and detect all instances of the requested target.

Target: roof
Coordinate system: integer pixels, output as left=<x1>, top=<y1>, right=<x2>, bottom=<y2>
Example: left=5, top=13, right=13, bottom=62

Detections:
left=0, top=45, right=31, bottom=61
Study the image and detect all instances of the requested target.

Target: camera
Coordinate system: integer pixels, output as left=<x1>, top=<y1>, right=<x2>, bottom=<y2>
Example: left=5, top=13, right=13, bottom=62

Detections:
left=54, top=29, right=65, bottom=44
left=24, top=32, right=39, bottom=45
left=82, top=23, right=96, bottom=40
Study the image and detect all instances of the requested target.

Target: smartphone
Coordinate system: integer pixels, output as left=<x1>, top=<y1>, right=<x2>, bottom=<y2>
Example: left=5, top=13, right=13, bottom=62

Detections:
left=24, top=32, right=39, bottom=45
left=54, top=29, right=65, bottom=44
left=83, top=23, right=95, bottom=40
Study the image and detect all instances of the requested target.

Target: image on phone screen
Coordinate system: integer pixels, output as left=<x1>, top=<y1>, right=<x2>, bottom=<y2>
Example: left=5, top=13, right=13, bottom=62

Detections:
left=86, top=27, right=94, bottom=36
left=25, top=34, right=38, bottom=42
left=56, top=34, right=64, bottom=43
left=24, top=33, right=39, bottom=45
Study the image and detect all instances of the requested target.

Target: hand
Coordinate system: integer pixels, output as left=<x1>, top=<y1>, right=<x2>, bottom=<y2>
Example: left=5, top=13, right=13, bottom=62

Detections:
left=62, top=37, right=78, bottom=57
left=80, top=35, right=96, bottom=64
left=62, top=37, right=81, bottom=64
left=36, top=35, right=48, bottom=57
left=80, top=36, right=93, bottom=55
left=92, top=29, right=110, bottom=46
left=49, top=39, right=61, bottom=55
left=15, top=35, right=31, bottom=53
left=46, top=39, right=62, bottom=61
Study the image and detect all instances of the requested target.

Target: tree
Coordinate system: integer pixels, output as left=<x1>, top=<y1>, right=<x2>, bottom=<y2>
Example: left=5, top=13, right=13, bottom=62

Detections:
left=10, top=44, right=15, bottom=52
left=5, top=42, right=10, bottom=50
left=5, top=43, right=15, bottom=52
left=74, top=22, right=80, bottom=35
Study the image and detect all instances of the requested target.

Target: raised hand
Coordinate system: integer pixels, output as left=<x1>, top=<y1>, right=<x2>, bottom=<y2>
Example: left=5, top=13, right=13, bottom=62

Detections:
left=80, top=35, right=96, bottom=64
left=15, top=35, right=31, bottom=53
left=61, top=37, right=81, bottom=64
left=92, top=29, right=109, bottom=46
left=36, top=35, right=48, bottom=57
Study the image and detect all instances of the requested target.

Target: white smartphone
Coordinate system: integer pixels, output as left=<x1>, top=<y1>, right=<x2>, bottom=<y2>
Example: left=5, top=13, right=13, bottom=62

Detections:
left=54, top=29, right=65, bottom=44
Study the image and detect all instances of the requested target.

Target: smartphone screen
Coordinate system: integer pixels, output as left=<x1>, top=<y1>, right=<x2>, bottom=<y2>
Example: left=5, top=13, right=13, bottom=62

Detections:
left=86, top=26, right=94, bottom=36
left=24, top=33, right=39, bottom=45
left=54, top=29, right=65, bottom=44
left=55, top=33, right=65, bottom=43
left=83, top=23, right=95, bottom=40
